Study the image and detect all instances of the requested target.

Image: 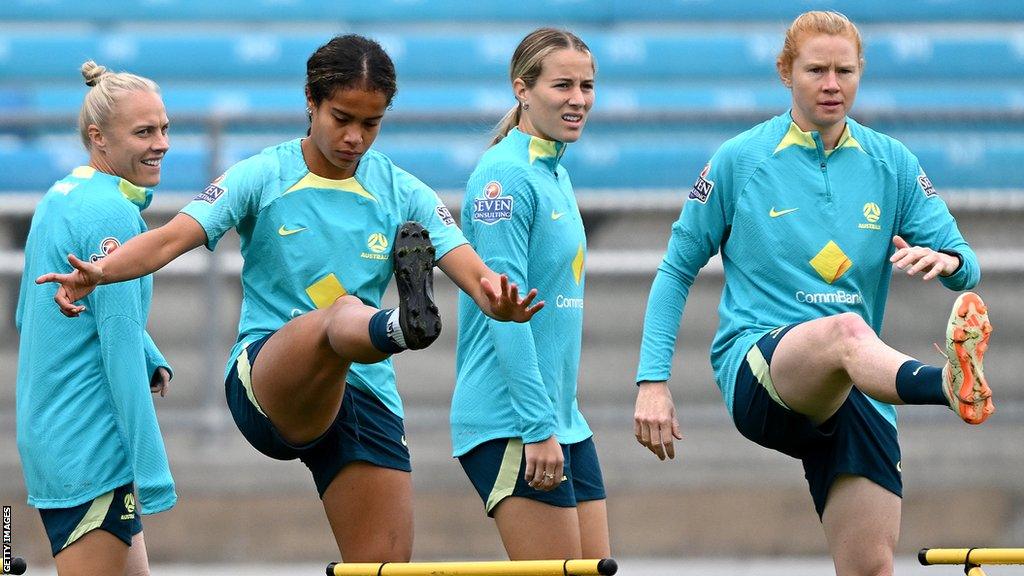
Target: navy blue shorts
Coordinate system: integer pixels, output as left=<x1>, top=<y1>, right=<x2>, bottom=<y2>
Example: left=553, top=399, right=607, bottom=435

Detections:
left=226, top=332, right=411, bottom=497
left=38, top=482, right=141, bottom=557
left=731, top=325, right=902, bottom=518
left=459, top=436, right=606, bottom=517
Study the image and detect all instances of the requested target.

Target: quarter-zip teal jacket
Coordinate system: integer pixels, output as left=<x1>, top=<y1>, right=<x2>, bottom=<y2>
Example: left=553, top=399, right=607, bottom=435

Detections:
left=637, top=112, right=978, bottom=427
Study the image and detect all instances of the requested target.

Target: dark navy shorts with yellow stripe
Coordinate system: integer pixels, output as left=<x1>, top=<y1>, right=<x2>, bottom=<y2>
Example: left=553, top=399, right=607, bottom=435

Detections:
left=459, top=436, right=606, bottom=517
left=38, top=481, right=141, bottom=557
left=226, top=332, right=411, bottom=497
left=731, top=324, right=902, bottom=518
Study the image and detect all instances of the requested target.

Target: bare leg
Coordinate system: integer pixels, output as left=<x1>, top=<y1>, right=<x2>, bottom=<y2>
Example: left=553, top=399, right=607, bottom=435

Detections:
left=770, top=313, right=913, bottom=424
left=54, top=529, right=128, bottom=576
left=322, top=462, right=414, bottom=562
left=577, top=499, right=610, bottom=558
left=822, top=475, right=900, bottom=576
left=252, top=295, right=386, bottom=444
left=123, top=532, right=150, bottom=576
left=493, top=497, right=583, bottom=560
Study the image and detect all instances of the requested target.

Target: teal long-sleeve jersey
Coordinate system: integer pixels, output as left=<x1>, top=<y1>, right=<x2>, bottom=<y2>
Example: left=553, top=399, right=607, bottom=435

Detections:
left=452, top=128, right=592, bottom=457
left=16, top=166, right=175, bottom=513
left=636, top=113, right=979, bottom=428
left=180, top=139, right=467, bottom=418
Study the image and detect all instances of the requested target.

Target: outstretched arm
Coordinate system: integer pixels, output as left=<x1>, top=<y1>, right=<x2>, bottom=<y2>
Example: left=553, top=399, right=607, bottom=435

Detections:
left=437, top=244, right=544, bottom=322
left=36, top=213, right=207, bottom=316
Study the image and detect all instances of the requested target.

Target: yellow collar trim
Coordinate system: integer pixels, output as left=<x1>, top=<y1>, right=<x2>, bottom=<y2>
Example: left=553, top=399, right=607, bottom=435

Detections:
left=285, top=172, right=376, bottom=202
left=72, top=166, right=96, bottom=179
left=73, top=166, right=149, bottom=206
left=118, top=178, right=149, bottom=205
left=528, top=136, right=560, bottom=165
left=774, top=122, right=862, bottom=155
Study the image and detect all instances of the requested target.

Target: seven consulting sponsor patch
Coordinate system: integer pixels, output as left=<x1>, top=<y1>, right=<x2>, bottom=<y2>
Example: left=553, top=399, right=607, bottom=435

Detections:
left=472, top=180, right=513, bottom=224
left=918, top=170, right=937, bottom=198
left=194, top=174, right=227, bottom=204
left=89, top=236, right=120, bottom=262
left=689, top=163, right=714, bottom=203
left=436, top=204, right=456, bottom=226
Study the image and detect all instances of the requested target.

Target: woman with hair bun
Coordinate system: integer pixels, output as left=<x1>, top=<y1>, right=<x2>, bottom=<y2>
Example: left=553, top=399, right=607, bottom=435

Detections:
left=17, top=60, right=173, bottom=575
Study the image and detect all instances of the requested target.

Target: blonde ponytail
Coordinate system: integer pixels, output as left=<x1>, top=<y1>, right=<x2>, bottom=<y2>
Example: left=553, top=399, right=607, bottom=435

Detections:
left=491, top=104, right=522, bottom=146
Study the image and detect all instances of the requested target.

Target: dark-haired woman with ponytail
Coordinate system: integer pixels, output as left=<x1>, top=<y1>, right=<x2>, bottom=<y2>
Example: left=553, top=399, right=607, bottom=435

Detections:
left=37, top=35, right=542, bottom=561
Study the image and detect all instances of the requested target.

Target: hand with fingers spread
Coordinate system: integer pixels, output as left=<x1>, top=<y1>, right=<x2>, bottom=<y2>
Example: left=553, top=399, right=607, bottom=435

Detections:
left=481, top=273, right=545, bottom=322
left=889, top=235, right=960, bottom=281
left=35, top=253, right=105, bottom=317
left=634, top=381, right=683, bottom=461
left=524, top=436, right=564, bottom=491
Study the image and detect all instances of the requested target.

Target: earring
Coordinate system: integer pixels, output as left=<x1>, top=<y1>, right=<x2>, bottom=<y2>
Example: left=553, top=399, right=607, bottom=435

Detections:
left=305, top=107, right=312, bottom=115
left=522, top=102, right=530, bottom=111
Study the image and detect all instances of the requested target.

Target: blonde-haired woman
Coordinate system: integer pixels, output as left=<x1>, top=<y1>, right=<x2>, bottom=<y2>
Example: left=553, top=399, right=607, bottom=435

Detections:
left=452, top=27, right=610, bottom=560
left=17, top=60, right=174, bottom=575
left=633, top=11, right=993, bottom=575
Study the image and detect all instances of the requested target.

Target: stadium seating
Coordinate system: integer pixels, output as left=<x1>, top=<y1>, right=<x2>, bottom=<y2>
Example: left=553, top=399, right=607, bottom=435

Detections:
left=2, top=17, right=1023, bottom=193
left=1, top=31, right=1022, bottom=82
left=0, top=0, right=1018, bottom=23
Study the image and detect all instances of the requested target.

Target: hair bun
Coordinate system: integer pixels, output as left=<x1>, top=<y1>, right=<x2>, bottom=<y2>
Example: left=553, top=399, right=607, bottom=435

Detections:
left=81, top=60, right=108, bottom=87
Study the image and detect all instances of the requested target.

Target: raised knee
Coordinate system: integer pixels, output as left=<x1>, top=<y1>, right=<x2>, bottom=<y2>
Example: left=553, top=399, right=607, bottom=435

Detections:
left=331, top=294, right=363, bottom=309
left=832, top=312, right=873, bottom=344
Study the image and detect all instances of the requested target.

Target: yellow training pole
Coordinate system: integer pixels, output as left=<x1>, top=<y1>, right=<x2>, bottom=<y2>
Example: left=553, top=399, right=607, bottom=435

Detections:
left=327, top=558, right=618, bottom=576
left=919, top=548, right=1024, bottom=566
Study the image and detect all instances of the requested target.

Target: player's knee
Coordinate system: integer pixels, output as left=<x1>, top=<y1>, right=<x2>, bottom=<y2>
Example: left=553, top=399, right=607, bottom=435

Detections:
left=845, top=549, right=894, bottom=576
left=330, top=294, right=364, bottom=311
left=832, top=312, right=874, bottom=348
left=323, top=295, right=365, bottom=326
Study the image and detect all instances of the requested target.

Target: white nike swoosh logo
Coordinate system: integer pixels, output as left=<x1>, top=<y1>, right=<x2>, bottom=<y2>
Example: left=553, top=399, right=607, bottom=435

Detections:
left=278, top=225, right=307, bottom=236
left=769, top=207, right=799, bottom=218
left=912, top=364, right=924, bottom=377
left=551, top=210, right=565, bottom=220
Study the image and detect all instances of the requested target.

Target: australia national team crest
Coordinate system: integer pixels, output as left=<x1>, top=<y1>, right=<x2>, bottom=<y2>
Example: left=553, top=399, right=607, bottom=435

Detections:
left=194, top=173, right=227, bottom=204
left=89, top=236, right=120, bottom=262
left=689, top=163, right=714, bottom=204
left=472, top=180, right=514, bottom=225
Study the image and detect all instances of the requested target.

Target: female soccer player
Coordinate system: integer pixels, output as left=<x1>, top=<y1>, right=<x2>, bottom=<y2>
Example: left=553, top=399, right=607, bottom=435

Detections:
left=452, top=28, right=610, bottom=560
left=632, top=11, right=993, bottom=576
left=17, top=61, right=174, bottom=576
left=37, top=35, right=541, bottom=562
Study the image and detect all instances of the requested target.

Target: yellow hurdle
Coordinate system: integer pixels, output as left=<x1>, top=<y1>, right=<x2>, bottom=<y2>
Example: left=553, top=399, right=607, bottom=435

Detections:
left=327, top=558, right=617, bottom=576
left=919, top=548, right=1024, bottom=568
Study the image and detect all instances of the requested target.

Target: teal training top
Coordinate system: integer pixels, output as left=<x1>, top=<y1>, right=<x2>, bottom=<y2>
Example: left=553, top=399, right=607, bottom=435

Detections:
left=636, top=112, right=979, bottom=427
left=452, top=128, right=592, bottom=456
left=180, top=138, right=467, bottom=418
left=17, top=166, right=176, bottom=513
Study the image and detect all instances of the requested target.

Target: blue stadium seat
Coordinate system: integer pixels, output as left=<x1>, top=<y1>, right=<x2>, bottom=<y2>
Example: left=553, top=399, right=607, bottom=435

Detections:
left=3, top=135, right=1021, bottom=193
left=1, top=31, right=1023, bottom=82
left=4, top=81, right=1021, bottom=117
left=0, top=0, right=1019, bottom=23
left=0, top=144, right=209, bottom=192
